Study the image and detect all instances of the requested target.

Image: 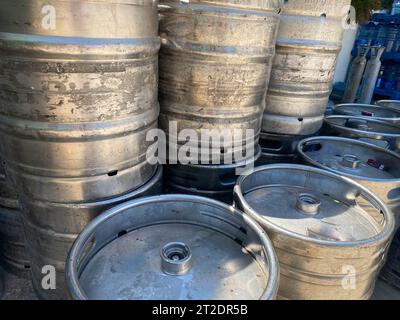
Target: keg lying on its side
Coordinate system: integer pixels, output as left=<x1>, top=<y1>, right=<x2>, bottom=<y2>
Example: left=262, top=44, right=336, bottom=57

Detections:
left=234, top=165, right=395, bottom=300
left=21, top=165, right=163, bottom=300
left=66, top=195, right=279, bottom=300
left=297, top=137, right=400, bottom=225
left=324, top=116, right=400, bottom=152
left=165, top=148, right=261, bottom=204
left=376, top=100, right=400, bottom=111
left=257, top=133, right=301, bottom=166
left=333, top=104, right=400, bottom=124
left=0, top=161, right=30, bottom=276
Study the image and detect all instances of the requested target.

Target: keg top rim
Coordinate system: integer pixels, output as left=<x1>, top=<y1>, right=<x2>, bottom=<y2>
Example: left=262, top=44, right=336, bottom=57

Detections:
left=66, top=194, right=279, bottom=300
left=334, top=103, right=400, bottom=120
left=297, top=136, right=400, bottom=182
left=234, top=164, right=395, bottom=247
left=376, top=100, right=400, bottom=105
left=325, top=115, right=400, bottom=137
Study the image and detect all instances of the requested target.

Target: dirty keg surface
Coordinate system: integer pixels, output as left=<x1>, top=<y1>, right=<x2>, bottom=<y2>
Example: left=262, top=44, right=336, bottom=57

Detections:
left=79, top=223, right=268, bottom=300
left=244, top=186, right=379, bottom=241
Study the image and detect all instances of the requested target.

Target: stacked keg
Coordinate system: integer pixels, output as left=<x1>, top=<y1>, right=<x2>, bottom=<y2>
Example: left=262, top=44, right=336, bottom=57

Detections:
left=370, top=99, right=400, bottom=289
left=0, top=159, right=30, bottom=276
left=234, top=165, right=394, bottom=300
left=0, top=0, right=161, bottom=299
left=260, top=0, right=350, bottom=165
left=159, top=0, right=282, bottom=202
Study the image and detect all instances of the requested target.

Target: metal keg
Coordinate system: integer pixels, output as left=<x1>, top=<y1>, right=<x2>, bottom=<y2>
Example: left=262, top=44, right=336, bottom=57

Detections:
left=165, top=148, right=261, bottom=204
left=376, top=100, right=400, bottom=111
left=297, top=137, right=400, bottom=226
left=234, top=164, right=395, bottom=300
left=158, top=0, right=282, bottom=162
left=324, top=116, right=400, bottom=152
left=66, top=195, right=279, bottom=300
left=262, top=0, right=351, bottom=136
left=257, top=132, right=301, bottom=165
left=22, top=165, right=163, bottom=300
left=0, top=0, right=160, bottom=299
left=333, top=103, right=400, bottom=124
left=0, top=162, right=30, bottom=276
left=0, top=0, right=159, bottom=202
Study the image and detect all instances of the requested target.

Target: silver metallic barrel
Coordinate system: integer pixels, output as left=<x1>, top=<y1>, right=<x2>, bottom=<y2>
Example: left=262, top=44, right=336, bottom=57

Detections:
left=0, top=0, right=160, bottom=299
left=158, top=0, right=282, bottom=162
left=0, top=162, right=30, bottom=276
left=0, top=0, right=159, bottom=202
left=234, top=164, right=395, bottom=300
left=262, top=0, right=351, bottom=136
left=333, top=104, right=400, bottom=124
left=324, top=116, right=400, bottom=152
left=376, top=100, right=400, bottom=111
left=297, top=137, right=400, bottom=226
left=66, top=195, right=279, bottom=300
left=22, top=165, right=162, bottom=300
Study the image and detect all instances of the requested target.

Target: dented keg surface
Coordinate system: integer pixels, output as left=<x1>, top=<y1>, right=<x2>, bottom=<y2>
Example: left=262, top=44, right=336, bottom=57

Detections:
left=262, top=0, right=351, bottom=136
left=297, top=137, right=400, bottom=225
left=22, top=165, right=163, bottom=300
left=333, top=104, right=400, bottom=125
left=0, top=163, right=30, bottom=276
left=66, top=195, right=279, bottom=300
left=0, top=0, right=160, bottom=202
left=165, top=148, right=261, bottom=204
left=158, top=0, right=282, bottom=162
left=324, top=116, right=400, bottom=152
left=376, top=100, right=400, bottom=111
left=381, top=230, right=400, bottom=289
left=234, top=165, right=395, bottom=300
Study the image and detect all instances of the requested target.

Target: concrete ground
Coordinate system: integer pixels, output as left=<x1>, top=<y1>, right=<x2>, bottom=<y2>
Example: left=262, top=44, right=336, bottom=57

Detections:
left=0, top=264, right=399, bottom=300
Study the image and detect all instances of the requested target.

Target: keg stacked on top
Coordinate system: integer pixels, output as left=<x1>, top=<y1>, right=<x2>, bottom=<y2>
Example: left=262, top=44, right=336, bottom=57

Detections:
left=0, top=159, right=30, bottom=276
left=259, top=0, right=350, bottom=165
left=159, top=0, right=282, bottom=203
left=0, top=0, right=161, bottom=299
